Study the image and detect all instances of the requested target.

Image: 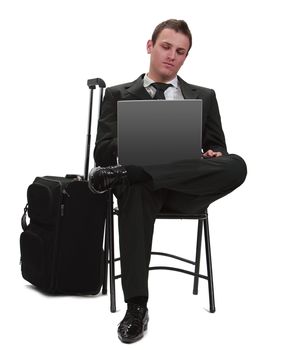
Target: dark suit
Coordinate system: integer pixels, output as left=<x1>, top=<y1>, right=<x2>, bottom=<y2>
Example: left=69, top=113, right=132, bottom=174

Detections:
left=93, top=74, right=247, bottom=302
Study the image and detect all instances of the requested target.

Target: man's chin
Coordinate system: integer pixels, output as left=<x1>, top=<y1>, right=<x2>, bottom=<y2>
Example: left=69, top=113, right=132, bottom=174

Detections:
left=158, top=69, right=177, bottom=82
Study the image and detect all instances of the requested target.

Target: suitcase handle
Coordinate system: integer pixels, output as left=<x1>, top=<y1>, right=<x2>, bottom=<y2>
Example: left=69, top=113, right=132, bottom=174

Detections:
left=87, top=78, right=106, bottom=89
left=84, top=78, right=106, bottom=180
left=21, top=204, right=29, bottom=231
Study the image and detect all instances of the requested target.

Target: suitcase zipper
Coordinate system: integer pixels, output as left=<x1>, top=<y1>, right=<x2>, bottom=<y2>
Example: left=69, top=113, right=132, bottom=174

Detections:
left=60, top=189, right=70, bottom=216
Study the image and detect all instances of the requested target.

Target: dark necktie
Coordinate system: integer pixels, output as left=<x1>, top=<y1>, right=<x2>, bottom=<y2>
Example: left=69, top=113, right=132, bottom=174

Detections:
left=151, top=82, right=173, bottom=100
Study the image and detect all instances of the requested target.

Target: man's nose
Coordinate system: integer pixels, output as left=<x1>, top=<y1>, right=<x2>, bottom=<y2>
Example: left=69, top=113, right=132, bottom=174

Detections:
left=167, top=49, right=176, bottom=61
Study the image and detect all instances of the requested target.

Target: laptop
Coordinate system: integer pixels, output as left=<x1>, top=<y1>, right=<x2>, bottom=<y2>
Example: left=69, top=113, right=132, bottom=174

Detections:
left=117, top=99, right=202, bottom=166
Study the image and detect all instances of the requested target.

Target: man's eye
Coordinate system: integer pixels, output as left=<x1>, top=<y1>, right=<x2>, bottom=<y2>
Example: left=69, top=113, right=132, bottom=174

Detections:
left=162, top=45, right=170, bottom=50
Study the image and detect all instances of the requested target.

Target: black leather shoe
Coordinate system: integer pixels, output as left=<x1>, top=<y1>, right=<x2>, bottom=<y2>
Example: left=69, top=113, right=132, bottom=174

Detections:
left=117, top=304, right=149, bottom=343
left=88, top=165, right=128, bottom=194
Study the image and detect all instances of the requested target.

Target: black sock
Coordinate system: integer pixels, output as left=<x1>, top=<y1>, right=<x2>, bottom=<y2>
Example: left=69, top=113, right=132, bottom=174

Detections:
left=124, top=165, right=152, bottom=185
left=127, top=296, right=148, bottom=307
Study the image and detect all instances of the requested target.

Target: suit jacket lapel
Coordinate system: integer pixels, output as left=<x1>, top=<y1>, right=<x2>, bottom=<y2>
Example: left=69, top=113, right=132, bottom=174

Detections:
left=178, top=76, right=199, bottom=99
left=126, top=74, right=152, bottom=100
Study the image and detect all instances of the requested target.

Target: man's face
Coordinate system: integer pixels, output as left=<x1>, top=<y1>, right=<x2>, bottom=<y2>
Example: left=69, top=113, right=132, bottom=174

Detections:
left=147, top=28, right=190, bottom=82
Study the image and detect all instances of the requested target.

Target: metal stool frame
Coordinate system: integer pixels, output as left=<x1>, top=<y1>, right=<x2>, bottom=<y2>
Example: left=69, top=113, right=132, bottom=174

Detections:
left=102, top=191, right=216, bottom=313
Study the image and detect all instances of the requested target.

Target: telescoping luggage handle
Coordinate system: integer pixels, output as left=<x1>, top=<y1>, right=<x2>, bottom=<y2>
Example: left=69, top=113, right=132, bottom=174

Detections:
left=84, top=78, right=106, bottom=181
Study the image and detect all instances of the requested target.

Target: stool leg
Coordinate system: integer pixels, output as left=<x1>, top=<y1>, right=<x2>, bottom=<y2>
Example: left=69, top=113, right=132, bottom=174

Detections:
left=102, top=216, right=109, bottom=295
left=107, top=191, right=117, bottom=313
left=193, top=219, right=203, bottom=295
left=203, top=216, right=216, bottom=313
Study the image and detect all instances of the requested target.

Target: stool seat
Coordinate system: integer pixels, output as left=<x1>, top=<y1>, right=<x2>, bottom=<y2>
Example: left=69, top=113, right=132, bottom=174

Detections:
left=114, top=207, right=207, bottom=220
left=156, top=211, right=208, bottom=220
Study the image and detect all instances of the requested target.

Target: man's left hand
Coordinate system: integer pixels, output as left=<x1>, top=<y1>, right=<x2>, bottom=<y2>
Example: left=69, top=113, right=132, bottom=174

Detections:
left=203, top=149, right=223, bottom=158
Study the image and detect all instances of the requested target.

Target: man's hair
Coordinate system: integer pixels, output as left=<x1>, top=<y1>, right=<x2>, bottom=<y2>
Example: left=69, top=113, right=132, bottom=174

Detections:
left=151, top=19, right=192, bottom=53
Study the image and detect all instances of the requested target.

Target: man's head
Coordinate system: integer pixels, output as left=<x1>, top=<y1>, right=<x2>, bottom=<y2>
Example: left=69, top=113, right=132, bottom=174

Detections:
left=147, top=19, right=192, bottom=82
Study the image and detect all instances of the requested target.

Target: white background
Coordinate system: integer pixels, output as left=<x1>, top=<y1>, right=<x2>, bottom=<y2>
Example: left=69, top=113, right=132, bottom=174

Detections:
left=1, top=0, right=283, bottom=348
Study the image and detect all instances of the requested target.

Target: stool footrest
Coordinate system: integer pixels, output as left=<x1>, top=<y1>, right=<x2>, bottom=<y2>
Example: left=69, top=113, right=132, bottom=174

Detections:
left=114, top=266, right=208, bottom=280
left=149, top=266, right=208, bottom=280
left=151, top=251, right=195, bottom=265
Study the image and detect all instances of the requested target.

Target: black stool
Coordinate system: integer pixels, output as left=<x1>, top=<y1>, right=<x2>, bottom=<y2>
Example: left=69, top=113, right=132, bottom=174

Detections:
left=102, top=191, right=216, bottom=313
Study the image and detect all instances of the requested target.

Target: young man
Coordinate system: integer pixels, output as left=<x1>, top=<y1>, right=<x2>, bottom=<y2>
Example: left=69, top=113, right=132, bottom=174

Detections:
left=89, top=19, right=247, bottom=343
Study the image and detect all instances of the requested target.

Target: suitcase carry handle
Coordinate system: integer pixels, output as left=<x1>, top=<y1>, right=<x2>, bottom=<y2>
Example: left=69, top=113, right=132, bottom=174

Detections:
left=84, top=78, right=106, bottom=180
left=21, top=204, right=29, bottom=231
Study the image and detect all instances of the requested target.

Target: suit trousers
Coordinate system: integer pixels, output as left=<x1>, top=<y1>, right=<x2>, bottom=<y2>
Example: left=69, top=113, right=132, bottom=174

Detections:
left=113, top=154, right=247, bottom=302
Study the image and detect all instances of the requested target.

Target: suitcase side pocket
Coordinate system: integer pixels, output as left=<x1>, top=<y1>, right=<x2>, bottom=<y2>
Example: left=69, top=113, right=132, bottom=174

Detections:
left=20, top=229, right=45, bottom=288
left=20, top=177, right=64, bottom=293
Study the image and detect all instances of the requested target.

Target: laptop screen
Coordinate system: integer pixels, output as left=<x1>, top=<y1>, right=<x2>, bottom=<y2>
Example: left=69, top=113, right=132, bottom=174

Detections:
left=117, top=99, right=202, bottom=166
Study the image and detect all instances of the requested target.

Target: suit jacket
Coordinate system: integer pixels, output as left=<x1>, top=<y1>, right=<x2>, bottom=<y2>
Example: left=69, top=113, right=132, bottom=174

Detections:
left=94, top=74, right=228, bottom=167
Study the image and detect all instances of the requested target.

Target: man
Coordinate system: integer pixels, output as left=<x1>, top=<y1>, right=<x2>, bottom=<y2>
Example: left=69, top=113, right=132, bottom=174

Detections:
left=89, top=19, right=247, bottom=343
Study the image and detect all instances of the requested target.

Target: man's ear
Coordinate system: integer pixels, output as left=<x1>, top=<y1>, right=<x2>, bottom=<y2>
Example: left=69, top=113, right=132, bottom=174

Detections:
left=146, top=40, right=153, bottom=54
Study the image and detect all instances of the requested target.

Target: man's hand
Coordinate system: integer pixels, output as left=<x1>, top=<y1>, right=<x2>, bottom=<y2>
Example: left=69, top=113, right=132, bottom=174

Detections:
left=203, top=149, right=223, bottom=158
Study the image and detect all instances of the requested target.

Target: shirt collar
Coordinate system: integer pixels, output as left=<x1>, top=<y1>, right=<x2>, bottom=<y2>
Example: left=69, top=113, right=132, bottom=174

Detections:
left=143, top=74, right=179, bottom=88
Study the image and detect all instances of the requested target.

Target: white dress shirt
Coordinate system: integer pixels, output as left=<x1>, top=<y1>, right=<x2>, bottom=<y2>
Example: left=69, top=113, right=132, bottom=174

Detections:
left=143, top=74, right=184, bottom=100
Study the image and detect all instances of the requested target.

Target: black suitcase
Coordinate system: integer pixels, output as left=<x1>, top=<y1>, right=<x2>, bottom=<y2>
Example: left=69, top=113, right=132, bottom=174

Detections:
left=20, top=78, right=107, bottom=295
